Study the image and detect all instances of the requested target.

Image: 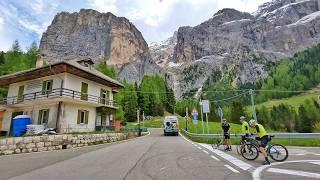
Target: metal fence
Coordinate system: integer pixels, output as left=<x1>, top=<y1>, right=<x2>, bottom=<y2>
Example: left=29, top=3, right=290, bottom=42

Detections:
left=181, top=129, right=320, bottom=139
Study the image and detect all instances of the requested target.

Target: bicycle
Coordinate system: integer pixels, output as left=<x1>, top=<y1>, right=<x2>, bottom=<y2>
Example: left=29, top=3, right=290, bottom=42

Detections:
left=211, top=133, right=230, bottom=151
left=236, top=134, right=259, bottom=155
left=241, top=135, right=288, bottom=162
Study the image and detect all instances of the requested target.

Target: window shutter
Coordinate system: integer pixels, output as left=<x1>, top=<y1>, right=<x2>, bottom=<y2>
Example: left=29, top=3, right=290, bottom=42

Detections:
left=100, top=89, right=103, bottom=104
left=77, top=110, right=81, bottom=124
left=45, top=109, right=50, bottom=124
left=85, top=111, right=89, bottom=124
left=42, top=81, right=46, bottom=95
left=49, top=80, right=53, bottom=93
left=38, top=110, right=42, bottom=124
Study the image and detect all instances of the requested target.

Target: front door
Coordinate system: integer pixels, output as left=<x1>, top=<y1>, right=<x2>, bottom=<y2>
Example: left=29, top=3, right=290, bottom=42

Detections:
left=10, top=111, right=23, bottom=135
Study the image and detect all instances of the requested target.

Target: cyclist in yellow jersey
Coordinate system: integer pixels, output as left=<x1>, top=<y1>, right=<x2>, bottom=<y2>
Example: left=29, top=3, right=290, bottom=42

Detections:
left=249, top=119, right=270, bottom=165
left=240, top=116, right=250, bottom=141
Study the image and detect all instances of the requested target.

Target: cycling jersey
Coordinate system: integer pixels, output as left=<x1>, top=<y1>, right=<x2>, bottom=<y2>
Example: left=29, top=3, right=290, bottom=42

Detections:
left=255, top=123, right=267, bottom=138
left=241, top=121, right=249, bottom=134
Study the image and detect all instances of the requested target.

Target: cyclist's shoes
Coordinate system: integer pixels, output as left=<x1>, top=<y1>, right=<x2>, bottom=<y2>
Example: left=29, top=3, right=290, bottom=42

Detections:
left=262, top=160, right=270, bottom=165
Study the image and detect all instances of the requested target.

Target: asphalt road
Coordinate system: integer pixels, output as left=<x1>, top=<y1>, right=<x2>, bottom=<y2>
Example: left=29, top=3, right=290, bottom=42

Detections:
left=0, top=129, right=319, bottom=180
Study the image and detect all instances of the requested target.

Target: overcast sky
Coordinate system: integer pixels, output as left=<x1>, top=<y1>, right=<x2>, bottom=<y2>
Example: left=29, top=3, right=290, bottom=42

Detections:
left=0, top=0, right=270, bottom=51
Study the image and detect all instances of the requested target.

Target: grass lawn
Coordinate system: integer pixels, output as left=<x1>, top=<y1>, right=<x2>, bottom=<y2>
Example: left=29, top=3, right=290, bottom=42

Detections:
left=126, top=116, right=164, bottom=128
left=246, top=93, right=319, bottom=114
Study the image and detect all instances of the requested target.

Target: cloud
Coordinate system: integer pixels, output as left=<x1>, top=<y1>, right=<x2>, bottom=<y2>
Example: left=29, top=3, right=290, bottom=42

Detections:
left=30, top=0, right=44, bottom=14
left=0, top=0, right=272, bottom=51
left=89, top=0, right=117, bottom=14
left=0, top=16, right=3, bottom=27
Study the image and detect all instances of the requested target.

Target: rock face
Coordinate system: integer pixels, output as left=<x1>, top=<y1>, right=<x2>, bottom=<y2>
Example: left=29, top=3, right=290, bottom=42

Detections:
left=151, top=0, right=320, bottom=98
left=40, top=9, right=159, bottom=82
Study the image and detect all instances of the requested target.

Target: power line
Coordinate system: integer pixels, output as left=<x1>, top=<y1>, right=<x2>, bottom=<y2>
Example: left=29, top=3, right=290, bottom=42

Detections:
left=210, top=91, right=248, bottom=103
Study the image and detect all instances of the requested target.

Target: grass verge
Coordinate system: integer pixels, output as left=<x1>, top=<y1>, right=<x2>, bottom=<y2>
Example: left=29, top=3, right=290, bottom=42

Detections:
left=180, top=130, right=320, bottom=147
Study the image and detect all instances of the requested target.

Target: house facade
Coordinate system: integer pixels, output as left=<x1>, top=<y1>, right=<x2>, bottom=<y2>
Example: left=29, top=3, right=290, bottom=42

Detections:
left=0, top=58, right=123, bottom=134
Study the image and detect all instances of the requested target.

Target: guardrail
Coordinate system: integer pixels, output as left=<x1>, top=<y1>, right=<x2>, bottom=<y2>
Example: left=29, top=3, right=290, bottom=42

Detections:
left=180, top=129, right=320, bottom=139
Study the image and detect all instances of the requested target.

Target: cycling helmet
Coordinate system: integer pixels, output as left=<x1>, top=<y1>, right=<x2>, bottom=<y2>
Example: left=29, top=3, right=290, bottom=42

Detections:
left=249, top=119, right=256, bottom=126
left=240, top=116, right=247, bottom=121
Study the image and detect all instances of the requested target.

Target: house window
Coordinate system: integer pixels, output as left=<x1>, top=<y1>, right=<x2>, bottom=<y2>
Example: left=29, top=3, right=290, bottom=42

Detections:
left=38, top=109, right=49, bottom=124
left=77, top=110, right=89, bottom=124
left=100, top=89, right=110, bottom=105
left=80, top=82, right=88, bottom=101
left=42, top=80, right=53, bottom=95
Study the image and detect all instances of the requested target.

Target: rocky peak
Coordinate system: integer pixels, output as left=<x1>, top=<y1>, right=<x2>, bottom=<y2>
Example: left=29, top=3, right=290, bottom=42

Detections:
left=212, top=8, right=254, bottom=23
left=149, top=0, right=320, bottom=98
left=40, top=9, right=159, bottom=82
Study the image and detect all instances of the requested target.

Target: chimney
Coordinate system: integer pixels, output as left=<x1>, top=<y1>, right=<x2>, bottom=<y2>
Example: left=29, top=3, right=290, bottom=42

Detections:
left=36, top=54, right=44, bottom=68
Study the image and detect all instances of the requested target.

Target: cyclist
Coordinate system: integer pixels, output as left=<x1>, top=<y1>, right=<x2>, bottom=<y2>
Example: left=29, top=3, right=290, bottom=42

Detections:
left=249, top=119, right=270, bottom=165
left=240, top=116, right=250, bottom=141
left=222, top=118, right=232, bottom=151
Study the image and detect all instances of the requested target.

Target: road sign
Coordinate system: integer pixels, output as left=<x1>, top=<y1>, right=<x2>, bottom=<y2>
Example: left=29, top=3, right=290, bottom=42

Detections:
left=218, top=107, right=223, bottom=118
left=202, top=100, right=210, bottom=113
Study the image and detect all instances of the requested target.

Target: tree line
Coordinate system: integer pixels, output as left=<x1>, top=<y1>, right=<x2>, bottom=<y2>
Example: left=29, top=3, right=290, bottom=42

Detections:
left=0, top=40, right=38, bottom=98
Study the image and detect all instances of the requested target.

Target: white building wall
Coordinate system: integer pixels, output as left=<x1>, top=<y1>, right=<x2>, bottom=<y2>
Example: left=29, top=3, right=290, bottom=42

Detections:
left=1, top=103, right=59, bottom=132
left=61, top=102, right=96, bottom=133
left=7, top=74, right=65, bottom=98
left=64, top=73, right=113, bottom=101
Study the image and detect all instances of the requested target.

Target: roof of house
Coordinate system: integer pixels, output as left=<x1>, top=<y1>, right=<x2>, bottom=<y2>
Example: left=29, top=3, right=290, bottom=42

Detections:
left=0, top=59, right=124, bottom=89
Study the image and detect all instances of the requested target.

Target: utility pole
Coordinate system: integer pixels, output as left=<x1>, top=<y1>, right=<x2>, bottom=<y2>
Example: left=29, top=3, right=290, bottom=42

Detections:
left=142, top=111, right=145, bottom=128
left=137, top=109, right=141, bottom=136
left=249, top=89, right=257, bottom=121
left=205, top=112, right=209, bottom=134
left=200, top=99, right=204, bottom=134
left=185, top=107, right=188, bottom=131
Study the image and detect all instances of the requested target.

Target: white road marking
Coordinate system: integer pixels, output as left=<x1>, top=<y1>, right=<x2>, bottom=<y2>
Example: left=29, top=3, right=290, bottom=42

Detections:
left=252, top=160, right=320, bottom=180
left=210, top=155, right=220, bottom=161
left=293, top=153, right=305, bottom=156
left=311, top=161, right=320, bottom=165
left=199, top=143, right=253, bottom=171
left=267, top=168, right=320, bottom=179
left=202, top=150, right=209, bottom=154
left=224, top=165, right=240, bottom=173
left=197, top=147, right=202, bottom=150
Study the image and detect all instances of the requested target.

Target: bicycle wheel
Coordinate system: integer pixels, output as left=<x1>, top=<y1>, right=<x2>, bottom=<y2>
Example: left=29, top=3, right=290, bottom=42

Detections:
left=268, top=144, right=288, bottom=162
left=237, top=142, right=244, bottom=155
left=211, top=139, right=221, bottom=149
left=241, top=143, right=259, bottom=160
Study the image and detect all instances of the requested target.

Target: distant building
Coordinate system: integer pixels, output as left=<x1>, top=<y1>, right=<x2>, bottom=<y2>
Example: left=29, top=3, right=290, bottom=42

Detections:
left=0, top=57, right=123, bottom=134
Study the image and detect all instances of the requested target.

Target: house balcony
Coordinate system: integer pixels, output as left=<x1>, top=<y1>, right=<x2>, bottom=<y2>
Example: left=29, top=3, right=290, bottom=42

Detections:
left=0, top=88, right=118, bottom=109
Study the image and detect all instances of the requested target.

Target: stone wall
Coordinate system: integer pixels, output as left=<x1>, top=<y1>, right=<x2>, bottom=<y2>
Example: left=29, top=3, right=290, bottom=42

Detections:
left=0, top=133, right=129, bottom=155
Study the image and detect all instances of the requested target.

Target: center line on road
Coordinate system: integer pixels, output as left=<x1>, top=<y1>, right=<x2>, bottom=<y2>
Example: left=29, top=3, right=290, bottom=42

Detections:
left=224, top=165, right=240, bottom=173
left=267, top=168, right=320, bottom=179
left=199, top=143, right=252, bottom=171
left=202, top=150, right=209, bottom=154
left=210, top=155, right=220, bottom=161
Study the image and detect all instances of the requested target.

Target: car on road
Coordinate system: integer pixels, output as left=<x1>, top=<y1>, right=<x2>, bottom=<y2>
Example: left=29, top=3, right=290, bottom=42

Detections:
left=163, top=116, right=179, bottom=136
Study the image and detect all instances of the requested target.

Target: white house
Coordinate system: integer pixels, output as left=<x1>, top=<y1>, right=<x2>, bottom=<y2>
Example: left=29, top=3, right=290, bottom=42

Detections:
left=0, top=57, right=123, bottom=134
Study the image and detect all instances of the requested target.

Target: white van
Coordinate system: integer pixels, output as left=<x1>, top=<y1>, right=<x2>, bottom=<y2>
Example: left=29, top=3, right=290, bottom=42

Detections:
left=163, top=116, right=179, bottom=136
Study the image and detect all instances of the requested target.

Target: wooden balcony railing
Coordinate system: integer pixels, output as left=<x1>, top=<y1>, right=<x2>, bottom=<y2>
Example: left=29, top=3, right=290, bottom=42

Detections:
left=0, top=88, right=117, bottom=107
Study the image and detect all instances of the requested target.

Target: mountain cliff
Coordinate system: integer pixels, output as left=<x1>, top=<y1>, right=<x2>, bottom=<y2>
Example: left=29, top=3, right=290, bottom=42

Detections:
left=151, top=0, right=320, bottom=98
left=40, top=9, right=159, bottom=82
